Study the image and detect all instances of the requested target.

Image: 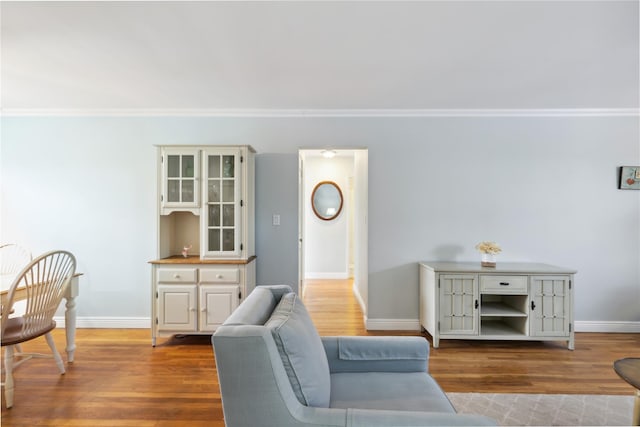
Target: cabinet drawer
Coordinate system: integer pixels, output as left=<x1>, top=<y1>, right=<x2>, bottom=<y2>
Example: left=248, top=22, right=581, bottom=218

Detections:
left=157, top=268, right=197, bottom=283
left=200, top=268, right=240, bottom=284
left=480, top=275, right=527, bottom=294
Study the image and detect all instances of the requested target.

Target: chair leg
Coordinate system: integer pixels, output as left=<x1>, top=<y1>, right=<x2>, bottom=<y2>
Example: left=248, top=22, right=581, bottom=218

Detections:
left=45, top=333, right=65, bottom=375
left=4, top=345, right=15, bottom=409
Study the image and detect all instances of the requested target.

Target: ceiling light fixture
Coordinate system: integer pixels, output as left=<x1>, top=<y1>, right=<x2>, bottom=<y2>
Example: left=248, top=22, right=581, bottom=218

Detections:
left=321, top=150, right=337, bottom=159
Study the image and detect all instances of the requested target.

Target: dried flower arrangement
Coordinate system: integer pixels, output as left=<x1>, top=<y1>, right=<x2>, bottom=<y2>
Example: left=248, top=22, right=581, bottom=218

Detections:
left=475, top=241, right=502, bottom=255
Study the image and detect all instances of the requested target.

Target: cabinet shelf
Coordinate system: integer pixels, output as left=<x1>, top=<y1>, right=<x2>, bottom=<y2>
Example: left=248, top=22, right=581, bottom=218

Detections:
left=481, top=319, right=527, bottom=336
left=481, top=302, right=527, bottom=317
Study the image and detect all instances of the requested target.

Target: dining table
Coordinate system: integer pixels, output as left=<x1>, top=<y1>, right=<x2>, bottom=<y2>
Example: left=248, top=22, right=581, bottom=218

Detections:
left=614, top=357, right=640, bottom=426
left=1, top=272, right=82, bottom=363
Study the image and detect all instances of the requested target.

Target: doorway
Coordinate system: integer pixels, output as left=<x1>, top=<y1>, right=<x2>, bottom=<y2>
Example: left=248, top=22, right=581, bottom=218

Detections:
left=298, top=149, right=368, bottom=317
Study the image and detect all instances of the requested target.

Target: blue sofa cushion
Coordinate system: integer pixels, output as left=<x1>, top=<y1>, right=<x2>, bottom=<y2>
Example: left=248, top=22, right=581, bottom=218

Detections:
left=330, top=372, right=456, bottom=413
left=265, top=292, right=331, bottom=408
left=223, top=287, right=277, bottom=326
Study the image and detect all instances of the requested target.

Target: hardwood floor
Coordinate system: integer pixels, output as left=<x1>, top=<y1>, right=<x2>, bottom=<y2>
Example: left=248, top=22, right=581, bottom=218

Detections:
left=2, top=279, right=638, bottom=426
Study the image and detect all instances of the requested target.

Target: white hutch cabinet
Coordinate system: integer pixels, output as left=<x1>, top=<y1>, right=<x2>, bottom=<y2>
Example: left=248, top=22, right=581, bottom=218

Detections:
left=150, top=145, right=256, bottom=346
left=419, top=262, right=576, bottom=350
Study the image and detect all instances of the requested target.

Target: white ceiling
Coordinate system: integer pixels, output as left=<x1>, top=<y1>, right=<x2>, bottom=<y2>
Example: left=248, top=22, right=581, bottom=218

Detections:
left=1, top=1, right=638, bottom=113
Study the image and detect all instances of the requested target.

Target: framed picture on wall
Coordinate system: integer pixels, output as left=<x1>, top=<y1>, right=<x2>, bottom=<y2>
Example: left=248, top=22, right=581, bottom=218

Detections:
left=619, top=166, right=640, bottom=190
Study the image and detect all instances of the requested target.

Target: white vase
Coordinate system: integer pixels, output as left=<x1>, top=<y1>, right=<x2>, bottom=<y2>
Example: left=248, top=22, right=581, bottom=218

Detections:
left=481, top=253, right=496, bottom=267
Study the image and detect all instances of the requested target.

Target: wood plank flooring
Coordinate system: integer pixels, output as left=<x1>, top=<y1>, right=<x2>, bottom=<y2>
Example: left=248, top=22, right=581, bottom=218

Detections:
left=1, top=279, right=638, bottom=426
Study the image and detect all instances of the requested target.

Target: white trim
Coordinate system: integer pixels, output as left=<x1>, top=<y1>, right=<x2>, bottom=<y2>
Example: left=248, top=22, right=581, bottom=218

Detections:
left=1, top=108, right=638, bottom=118
left=574, top=321, right=640, bottom=333
left=54, top=316, right=150, bottom=329
left=51, top=317, right=640, bottom=332
left=13, top=0, right=640, bottom=2
left=305, top=272, right=349, bottom=279
left=363, top=318, right=640, bottom=333
left=365, top=318, right=422, bottom=331
left=352, top=281, right=366, bottom=316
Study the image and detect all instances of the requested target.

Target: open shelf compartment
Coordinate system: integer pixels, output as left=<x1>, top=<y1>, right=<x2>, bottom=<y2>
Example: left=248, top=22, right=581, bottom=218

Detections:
left=480, top=294, right=528, bottom=317
left=480, top=318, right=528, bottom=336
left=480, top=294, right=529, bottom=336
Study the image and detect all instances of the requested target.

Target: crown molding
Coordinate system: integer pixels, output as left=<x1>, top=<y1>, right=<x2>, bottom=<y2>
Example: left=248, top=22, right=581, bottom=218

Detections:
left=1, top=108, right=638, bottom=118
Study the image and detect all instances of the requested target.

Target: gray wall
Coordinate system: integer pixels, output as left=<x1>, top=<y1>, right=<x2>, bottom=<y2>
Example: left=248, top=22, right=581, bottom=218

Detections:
left=255, top=153, right=299, bottom=291
left=1, top=115, right=638, bottom=327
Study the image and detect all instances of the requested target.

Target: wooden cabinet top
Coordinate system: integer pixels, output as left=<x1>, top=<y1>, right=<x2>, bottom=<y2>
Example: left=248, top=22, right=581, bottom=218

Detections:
left=419, top=261, right=576, bottom=274
left=150, top=255, right=256, bottom=265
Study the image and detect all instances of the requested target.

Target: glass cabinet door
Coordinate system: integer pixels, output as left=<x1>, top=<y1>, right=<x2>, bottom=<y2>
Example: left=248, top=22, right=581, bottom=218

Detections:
left=163, top=149, right=199, bottom=209
left=203, top=149, right=241, bottom=257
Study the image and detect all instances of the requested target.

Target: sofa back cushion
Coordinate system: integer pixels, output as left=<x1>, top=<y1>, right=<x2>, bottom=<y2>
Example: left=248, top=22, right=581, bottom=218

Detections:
left=223, top=286, right=277, bottom=326
left=265, top=292, right=331, bottom=408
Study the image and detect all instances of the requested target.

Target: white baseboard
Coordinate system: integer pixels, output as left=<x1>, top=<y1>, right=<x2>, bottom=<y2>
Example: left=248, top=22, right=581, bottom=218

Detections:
left=54, top=317, right=640, bottom=333
left=305, top=272, right=349, bottom=279
left=574, top=321, right=640, bottom=333
left=54, top=316, right=150, bottom=329
left=365, top=319, right=640, bottom=333
left=352, top=283, right=367, bottom=317
left=365, top=318, right=421, bottom=331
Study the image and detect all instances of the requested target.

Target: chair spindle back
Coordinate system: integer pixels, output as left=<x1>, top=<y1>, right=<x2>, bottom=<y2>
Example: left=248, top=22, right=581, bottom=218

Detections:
left=2, top=250, right=76, bottom=340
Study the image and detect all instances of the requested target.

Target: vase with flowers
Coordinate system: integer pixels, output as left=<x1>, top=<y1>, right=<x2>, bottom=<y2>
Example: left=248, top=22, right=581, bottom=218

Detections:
left=475, top=241, right=501, bottom=267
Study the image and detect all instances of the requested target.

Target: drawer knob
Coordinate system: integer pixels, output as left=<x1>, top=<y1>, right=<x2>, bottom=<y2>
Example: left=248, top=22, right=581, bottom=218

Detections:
left=499, top=282, right=510, bottom=286
left=174, top=274, right=180, bottom=279
left=216, top=274, right=223, bottom=279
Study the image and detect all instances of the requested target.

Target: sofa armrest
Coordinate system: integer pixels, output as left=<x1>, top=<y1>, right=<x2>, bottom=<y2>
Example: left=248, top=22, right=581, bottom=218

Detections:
left=322, top=336, right=429, bottom=373
left=346, top=408, right=497, bottom=426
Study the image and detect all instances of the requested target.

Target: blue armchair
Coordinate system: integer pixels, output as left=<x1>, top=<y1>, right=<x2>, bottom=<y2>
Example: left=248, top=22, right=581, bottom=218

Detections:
left=212, top=285, right=496, bottom=427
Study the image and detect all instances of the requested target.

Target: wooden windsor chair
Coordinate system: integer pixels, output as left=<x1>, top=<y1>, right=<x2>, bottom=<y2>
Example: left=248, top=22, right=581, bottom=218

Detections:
left=1, top=243, right=33, bottom=354
left=0, top=243, right=32, bottom=276
left=1, top=250, right=76, bottom=408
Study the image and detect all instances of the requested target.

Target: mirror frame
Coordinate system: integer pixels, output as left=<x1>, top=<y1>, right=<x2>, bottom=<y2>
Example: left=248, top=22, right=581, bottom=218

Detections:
left=311, top=181, right=344, bottom=221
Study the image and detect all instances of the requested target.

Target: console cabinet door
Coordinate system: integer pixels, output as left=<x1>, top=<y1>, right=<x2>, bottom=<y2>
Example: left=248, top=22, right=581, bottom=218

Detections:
left=530, top=276, right=571, bottom=337
left=439, top=274, right=478, bottom=335
left=157, top=284, right=197, bottom=331
left=199, top=285, right=239, bottom=331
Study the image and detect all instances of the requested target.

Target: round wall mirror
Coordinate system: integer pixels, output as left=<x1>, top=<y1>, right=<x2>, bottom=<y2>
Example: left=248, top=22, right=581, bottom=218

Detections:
left=311, top=181, right=343, bottom=221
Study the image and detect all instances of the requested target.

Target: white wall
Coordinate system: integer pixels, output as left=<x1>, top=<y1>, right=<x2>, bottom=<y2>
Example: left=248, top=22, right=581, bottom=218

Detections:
left=0, top=118, right=156, bottom=324
left=1, top=115, right=638, bottom=332
left=303, top=154, right=354, bottom=279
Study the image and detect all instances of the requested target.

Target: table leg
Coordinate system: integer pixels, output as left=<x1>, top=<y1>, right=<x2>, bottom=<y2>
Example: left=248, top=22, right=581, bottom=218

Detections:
left=64, top=294, right=77, bottom=363
left=64, top=276, right=80, bottom=363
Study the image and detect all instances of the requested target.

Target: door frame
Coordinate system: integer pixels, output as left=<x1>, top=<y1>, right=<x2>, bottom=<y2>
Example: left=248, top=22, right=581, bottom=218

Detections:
left=298, top=148, right=368, bottom=316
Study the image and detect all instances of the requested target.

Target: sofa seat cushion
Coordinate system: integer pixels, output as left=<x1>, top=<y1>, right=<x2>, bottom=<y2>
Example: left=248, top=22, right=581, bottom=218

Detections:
left=329, top=372, right=456, bottom=413
left=265, top=292, right=331, bottom=408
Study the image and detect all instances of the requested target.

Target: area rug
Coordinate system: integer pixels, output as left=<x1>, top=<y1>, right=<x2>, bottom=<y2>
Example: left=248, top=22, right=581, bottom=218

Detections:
left=446, top=393, right=634, bottom=426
